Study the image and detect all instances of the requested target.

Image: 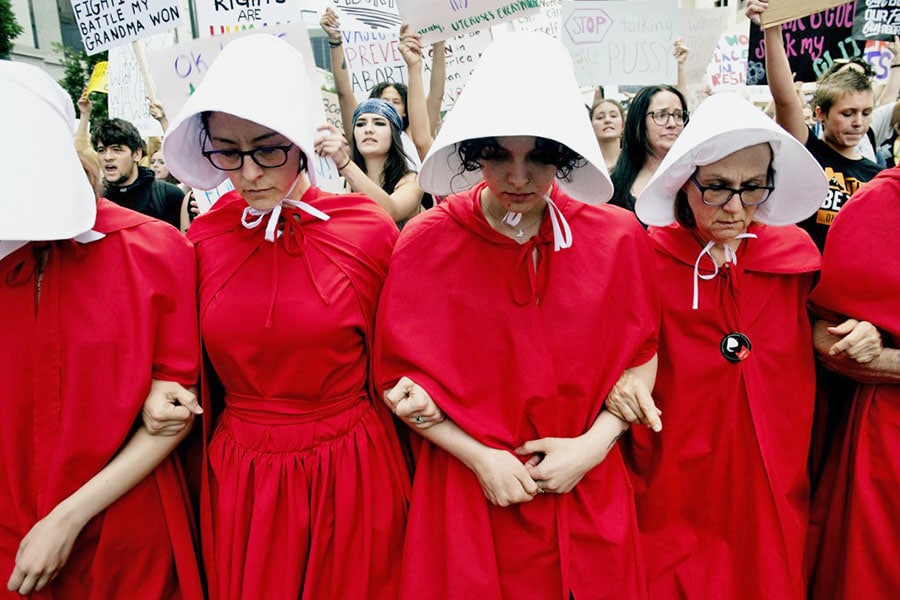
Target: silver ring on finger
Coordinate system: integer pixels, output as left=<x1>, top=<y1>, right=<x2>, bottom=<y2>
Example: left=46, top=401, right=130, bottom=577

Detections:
left=414, top=415, right=424, bottom=424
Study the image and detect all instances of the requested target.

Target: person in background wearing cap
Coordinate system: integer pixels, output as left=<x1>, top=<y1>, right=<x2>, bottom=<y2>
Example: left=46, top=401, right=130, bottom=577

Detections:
left=376, top=32, right=659, bottom=599
left=315, top=98, right=423, bottom=226
left=616, top=91, right=879, bottom=599
left=803, top=165, right=900, bottom=599
left=162, top=34, right=409, bottom=599
left=0, top=62, right=203, bottom=598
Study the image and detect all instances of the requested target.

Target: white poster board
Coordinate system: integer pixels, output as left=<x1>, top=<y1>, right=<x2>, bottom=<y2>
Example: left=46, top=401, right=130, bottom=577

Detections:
left=341, top=30, right=407, bottom=101
left=561, top=0, right=679, bottom=87
left=107, top=33, right=175, bottom=138
left=677, top=8, right=731, bottom=89
left=511, top=0, right=562, bottom=39
left=428, top=28, right=492, bottom=112
left=71, top=0, right=182, bottom=55
left=397, top=0, right=541, bottom=45
left=707, top=31, right=749, bottom=90
left=195, top=0, right=302, bottom=37
left=331, top=0, right=402, bottom=31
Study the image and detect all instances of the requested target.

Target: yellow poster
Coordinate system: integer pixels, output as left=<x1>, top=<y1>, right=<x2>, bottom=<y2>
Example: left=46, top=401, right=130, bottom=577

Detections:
left=85, top=61, right=109, bottom=95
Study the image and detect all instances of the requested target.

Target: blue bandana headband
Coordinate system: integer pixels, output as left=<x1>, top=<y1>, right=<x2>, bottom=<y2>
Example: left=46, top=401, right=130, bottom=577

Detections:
left=352, top=98, right=403, bottom=133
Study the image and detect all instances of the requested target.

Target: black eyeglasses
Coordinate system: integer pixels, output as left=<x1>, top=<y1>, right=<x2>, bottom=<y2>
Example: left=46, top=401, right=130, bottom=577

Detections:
left=202, top=144, right=294, bottom=171
left=690, top=174, right=774, bottom=207
left=646, top=109, right=687, bottom=126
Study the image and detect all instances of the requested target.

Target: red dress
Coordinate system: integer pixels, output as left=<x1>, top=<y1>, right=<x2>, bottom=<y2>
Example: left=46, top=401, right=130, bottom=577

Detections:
left=0, top=199, right=202, bottom=599
left=626, top=223, right=820, bottom=599
left=806, top=167, right=900, bottom=599
left=376, top=182, right=659, bottom=600
left=187, top=188, right=409, bottom=600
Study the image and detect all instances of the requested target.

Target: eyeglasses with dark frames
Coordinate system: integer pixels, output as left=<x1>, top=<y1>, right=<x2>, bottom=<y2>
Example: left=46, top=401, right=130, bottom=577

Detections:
left=202, top=143, right=295, bottom=171
left=689, top=173, right=774, bottom=207
left=646, top=109, right=687, bottom=126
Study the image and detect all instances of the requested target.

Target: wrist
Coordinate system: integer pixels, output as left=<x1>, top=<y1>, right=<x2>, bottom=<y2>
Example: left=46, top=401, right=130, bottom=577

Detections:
left=328, top=38, right=342, bottom=48
left=337, top=155, right=352, bottom=171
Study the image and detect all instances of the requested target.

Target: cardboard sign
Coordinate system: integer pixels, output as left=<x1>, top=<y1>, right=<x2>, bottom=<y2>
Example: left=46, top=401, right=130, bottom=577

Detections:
left=747, top=3, right=859, bottom=84
left=195, top=0, right=302, bottom=37
left=70, top=0, right=182, bottom=55
left=331, top=0, right=402, bottom=31
left=108, top=40, right=167, bottom=138
left=561, top=0, right=679, bottom=87
left=397, top=0, right=540, bottom=45
left=677, top=8, right=731, bottom=88
left=853, top=0, right=900, bottom=40
left=759, top=0, right=851, bottom=28
left=511, top=0, right=562, bottom=39
left=707, top=31, right=749, bottom=89
left=426, top=28, right=492, bottom=112
left=85, top=61, right=109, bottom=94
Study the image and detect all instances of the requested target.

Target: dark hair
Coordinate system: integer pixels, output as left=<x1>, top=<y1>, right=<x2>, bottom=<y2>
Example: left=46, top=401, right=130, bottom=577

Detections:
left=456, top=136, right=586, bottom=181
left=91, top=118, right=143, bottom=153
left=610, top=85, right=688, bottom=210
left=369, top=82, right=409, bottom=130
left=198, top=111, right=308, bottom=174
left=813, top=69, right=873, bottom=115
left=350, top=117, right=413, bottom=194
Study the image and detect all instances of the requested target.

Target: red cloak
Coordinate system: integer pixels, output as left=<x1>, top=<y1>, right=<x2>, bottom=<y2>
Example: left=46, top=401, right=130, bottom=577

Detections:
left=806, top=167, right=900, bottom=599
left=0, top=199, right=202, bottom=599
left=187, top=188, right=409, bottom=599
left=625, top=222, right=820, bottom=599
left=376, top=182, right=659, bottom=599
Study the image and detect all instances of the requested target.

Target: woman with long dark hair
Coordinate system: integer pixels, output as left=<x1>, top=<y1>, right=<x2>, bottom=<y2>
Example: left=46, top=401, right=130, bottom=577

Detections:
left=610, top=84, right=689, bottom=213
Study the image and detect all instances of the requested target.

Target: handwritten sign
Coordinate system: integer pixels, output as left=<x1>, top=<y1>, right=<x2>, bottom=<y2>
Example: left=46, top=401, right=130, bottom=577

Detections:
left=331, top=0, right=402, bottom=31
left=108, top=42, right=164, bottom=138
left=70, top=0, right=182, bottom=55
left=748, top=3, right=858, bottom=84
left=195, top=0, right=301, bottom=37
left=562, top=0, right=679, bottom=87
left=707, top=31, right=749, bottom=89
left=426, top=28, right=491, bottom=112
left=864, top=39, right=896, bottom=81
left=676, top=8, right=730, bottom=87
left=853, top=0, right=900, bottom=40
left=511, top=0, right=562, bottom=39
left=760, top=0, right=851, bottom=28
left=341, top=29, right=407, bottom=101
left=192, top=178, right=235, bottom=213
left=397, top=0, right=540, bottom=45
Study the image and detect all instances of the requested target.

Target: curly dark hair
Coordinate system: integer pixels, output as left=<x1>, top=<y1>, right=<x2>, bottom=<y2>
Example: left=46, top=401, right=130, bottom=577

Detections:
left=456, top=136, right=586, bottom=181
left=198, top=111, right=308, bottom=174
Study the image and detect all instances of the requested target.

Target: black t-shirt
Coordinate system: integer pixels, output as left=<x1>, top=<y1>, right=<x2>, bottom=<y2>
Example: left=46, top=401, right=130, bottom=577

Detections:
left=104, top=166, right=183, bottom=229
left=803, top=131, right=882, bottom=251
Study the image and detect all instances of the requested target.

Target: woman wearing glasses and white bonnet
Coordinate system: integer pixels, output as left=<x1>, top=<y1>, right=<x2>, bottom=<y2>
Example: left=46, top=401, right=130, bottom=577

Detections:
left=163, top=34, right=409, bottom=599
left=376, top=32, right=659, bottom=599
left=617, top=91, right=838, bottom=598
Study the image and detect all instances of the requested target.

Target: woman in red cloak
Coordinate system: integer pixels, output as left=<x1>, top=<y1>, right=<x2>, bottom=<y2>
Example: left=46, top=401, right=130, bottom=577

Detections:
left=805, top=167, right=900, bottom=599
left=622, top=92, right=872, bottom=599
left=162, top=35, right=409, bottom=599
left=375, top=32, right=659, bottom=599
left=0, top=63, right=202, bottom=598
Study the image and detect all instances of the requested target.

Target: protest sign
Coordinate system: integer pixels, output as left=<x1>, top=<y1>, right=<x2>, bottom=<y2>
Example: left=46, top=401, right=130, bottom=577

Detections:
left=760, top=0, right=852, bottom=28
left=853, top=0, right=900, bottom=41
left=676, top=8, right=730, bottom=87
left=340, top=29, right=407, bottom=100
left=85, top=61, right=109, bottom=94
left=331, top=0, right=402, bottom=31
left=707, top=31, right=749, bottom=89
left=146, top=23, right=343, bottom=192
left=561, top=0, right=679, bottom=87
left=108, top=36, right=174, bottom=138
left=427, top=28, right=492, bottom=112
left=70, top=0, right=182, bottom=55
left=864, top=39, right=896, bottom=81
left=397, top=0, right=540, bottom=45
left=747, top=3, right=859, bottom=84
left=192, top=179, right=235, bottom=214
left=511, top=0, right=562, bottom=39
left=195, top=0, right=302, bottom=37
left=322, top=88, right=343, bottom=132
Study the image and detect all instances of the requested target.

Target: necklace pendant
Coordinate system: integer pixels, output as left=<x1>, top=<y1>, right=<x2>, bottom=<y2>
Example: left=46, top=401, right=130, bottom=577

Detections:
left=516, top=228, right=525, bottom=239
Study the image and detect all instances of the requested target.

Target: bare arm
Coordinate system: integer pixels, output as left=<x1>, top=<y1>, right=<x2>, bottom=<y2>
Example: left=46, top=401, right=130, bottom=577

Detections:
left=322, top=8, right=356, bottom=137
left=399, top=24, right=433, bottom=159
left=674, top=37, right=690, bottom=99
left=814, top=319, right=900, bottom=384
left=747, top=0, right=808, bottom=143
left=7, top=380, right=195, bottom=594
left=426, top=42, right=446, bottom=137
left=877, top=37, right=900, bottom=106
left=74, top=91, right=95, bottom=157
left=605, top=354, right=661, bottom=431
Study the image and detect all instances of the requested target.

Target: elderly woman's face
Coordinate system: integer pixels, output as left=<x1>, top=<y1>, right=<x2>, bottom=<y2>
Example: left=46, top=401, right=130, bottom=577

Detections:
left=682, top=143, right=771, bottom=245
left=206, top=112, right=303, bottom=211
